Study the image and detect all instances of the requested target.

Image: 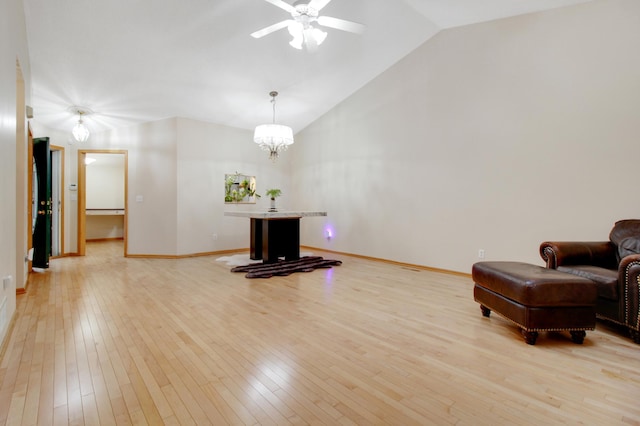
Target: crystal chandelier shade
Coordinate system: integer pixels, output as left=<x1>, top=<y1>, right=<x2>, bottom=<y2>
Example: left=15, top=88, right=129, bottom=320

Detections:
left=72, top=117, right=90, bottom=143
left=69, top=106, right=92, bottom=143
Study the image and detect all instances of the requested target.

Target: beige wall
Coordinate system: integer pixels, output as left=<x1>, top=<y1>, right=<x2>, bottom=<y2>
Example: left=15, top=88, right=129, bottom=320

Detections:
left=176, top=118, right=290, bottom=256
left=62, top=118, right=180, bottom=255
left=293, top=0, right=640, bottom=273
left=32, top=119, right=179, bottom=255
left=17, top=0, right=640, bottom=275
left=32, top=117, right=292, bottom=257
left=86, top=156, right=125, bottom=209
left=1, top=0, right=31, bottom=343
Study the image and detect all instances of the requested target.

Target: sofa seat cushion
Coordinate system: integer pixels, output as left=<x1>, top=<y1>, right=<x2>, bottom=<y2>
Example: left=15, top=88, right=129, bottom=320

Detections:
left=558, top=265, right=618, bottom=301
left=472, top=261, right=596, bottom=307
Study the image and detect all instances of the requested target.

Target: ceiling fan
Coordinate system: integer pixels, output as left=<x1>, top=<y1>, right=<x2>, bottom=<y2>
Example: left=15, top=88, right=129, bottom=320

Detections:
left=250, top=0, right=365, bottom=51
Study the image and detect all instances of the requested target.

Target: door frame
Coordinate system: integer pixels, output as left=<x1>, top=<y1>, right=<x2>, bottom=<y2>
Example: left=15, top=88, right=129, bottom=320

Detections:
left=50, top=145, right=65, bottom=257
left=27, top=126, right=32, bottom=273
left=77, top=149, right=128, bottom=256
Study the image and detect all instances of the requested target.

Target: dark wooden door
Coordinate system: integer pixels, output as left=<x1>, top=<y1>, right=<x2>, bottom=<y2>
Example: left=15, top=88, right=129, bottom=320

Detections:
left=32, top=137, right=52, bottom=268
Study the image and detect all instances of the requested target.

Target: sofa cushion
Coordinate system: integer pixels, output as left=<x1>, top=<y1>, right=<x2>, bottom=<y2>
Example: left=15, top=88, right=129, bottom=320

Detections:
left=618, top=236, right=640, bottom=259
left=472, top=262, right=596, bottom=307
left=609, top=219, right=640, bottom=244
left=558, top=265, right=618, bottom=301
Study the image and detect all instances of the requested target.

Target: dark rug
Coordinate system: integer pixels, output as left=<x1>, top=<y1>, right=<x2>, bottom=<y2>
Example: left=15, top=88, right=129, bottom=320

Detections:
left=231, top=256, right=342, bottom=279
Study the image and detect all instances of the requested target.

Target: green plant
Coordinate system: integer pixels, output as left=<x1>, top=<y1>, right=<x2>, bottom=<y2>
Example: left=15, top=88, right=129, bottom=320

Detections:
left=225, top=175, right=237, bottom=202
left=265, top=188, right=282, bottom=199
left=247, top=180, right=260, bottom=199
left=225, top=173, right=260, bottom=203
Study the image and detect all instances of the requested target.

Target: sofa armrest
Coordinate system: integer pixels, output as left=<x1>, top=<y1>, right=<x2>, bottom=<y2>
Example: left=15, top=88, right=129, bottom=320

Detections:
left=539, top=241, right=618, bottom=269
left=620, top=254, right=640, bottom=334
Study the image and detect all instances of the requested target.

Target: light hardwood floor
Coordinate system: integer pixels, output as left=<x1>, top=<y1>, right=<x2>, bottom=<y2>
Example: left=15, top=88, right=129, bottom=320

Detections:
left=1, top=241, right=639, bottom=425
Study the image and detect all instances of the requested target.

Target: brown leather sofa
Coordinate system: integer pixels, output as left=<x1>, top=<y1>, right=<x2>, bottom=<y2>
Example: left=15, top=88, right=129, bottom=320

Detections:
left=540, top=219, right=640, bottom=343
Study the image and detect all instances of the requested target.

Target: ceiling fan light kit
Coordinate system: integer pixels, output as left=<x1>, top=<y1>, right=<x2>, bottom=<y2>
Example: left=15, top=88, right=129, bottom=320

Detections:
left=288, top=21, right=327, bottom=50
left=254, top=91, right=294, bottom=161
left=251, top=0, right=364, bottom=52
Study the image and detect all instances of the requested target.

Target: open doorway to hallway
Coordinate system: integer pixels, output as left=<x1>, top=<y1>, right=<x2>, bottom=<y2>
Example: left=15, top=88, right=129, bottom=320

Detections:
left=77, top=150, right=128, bottom=257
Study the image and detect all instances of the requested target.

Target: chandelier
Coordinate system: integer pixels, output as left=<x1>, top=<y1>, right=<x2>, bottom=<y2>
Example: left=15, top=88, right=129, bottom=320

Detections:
left=254, top=91, right=294, bottom=161
left=69, top=106, right=92, bottom=143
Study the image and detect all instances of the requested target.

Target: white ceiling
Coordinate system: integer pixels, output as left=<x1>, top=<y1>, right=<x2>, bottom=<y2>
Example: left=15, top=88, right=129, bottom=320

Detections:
left=23, top=0, right=590, bottom=137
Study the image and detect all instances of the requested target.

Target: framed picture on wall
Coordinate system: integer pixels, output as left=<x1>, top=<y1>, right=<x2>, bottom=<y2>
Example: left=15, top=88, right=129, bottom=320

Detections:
left=225, top=173, right=258, bottom=204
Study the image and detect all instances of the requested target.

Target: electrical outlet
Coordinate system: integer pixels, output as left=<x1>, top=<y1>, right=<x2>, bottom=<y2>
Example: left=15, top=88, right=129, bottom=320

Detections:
left=212, top=234, right=218, bottom=240
left=2, top=276, right=11, bottom=291
left=478, top=249, right=485, bottom=259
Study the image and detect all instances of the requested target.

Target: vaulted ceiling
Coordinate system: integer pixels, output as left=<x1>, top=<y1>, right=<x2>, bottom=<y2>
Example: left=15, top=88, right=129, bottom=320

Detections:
left=23, top=0, right=589, bottom=138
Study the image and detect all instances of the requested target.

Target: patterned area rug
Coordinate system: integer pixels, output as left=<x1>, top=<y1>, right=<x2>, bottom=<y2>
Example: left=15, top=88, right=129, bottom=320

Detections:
left=231, top=256, right=342, bottom=279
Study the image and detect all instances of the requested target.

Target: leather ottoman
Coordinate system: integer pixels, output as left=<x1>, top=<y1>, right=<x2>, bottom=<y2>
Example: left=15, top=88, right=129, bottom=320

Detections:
left=472, top=261, right=597, bottom=345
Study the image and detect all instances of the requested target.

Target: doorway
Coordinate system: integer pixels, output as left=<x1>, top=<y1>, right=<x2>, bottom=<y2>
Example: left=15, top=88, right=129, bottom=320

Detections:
left=50, top=146, right=64, bottom=257
left=77, top=150, right=128, bottom=256
left=30, top=141, right=66, bottom=267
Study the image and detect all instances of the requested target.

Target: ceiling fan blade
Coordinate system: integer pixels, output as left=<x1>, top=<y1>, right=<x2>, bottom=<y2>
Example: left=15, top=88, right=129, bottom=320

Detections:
left=308, top=0, right=333, bottom=11
left=250, top=20, right=292, bottom=38
left=263, top=0, right=296, bottom=14
left=317, top=16, right=365, bottom=34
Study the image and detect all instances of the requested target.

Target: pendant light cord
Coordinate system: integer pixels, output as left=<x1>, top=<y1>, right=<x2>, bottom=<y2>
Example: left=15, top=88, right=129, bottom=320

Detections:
left=270, top=91, right=278, bottom=124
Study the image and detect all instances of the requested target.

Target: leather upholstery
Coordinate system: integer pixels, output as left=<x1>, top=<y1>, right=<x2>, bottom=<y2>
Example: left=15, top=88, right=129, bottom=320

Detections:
left=472, top=261, right=597, bottom=343
left=540, top=219, right=640, bottom=343
left=557, top=265, right=618, bottom=301
left=473, top=261, right=596, bottom=306
left=540, top=241, right=617, bottom=270
left=610, top=219, right=640, bottom=262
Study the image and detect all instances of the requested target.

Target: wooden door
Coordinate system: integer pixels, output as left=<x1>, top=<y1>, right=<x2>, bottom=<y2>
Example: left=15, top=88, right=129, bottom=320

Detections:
left=32, top=137, right=52, bottom=268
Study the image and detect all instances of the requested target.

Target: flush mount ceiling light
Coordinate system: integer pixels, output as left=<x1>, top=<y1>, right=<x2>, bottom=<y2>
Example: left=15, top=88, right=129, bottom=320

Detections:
left=254, top=91, right=294, bottom=161
left=251, top=0, right=364, bottom=52
left=68, top=106, right=93, bottom=143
